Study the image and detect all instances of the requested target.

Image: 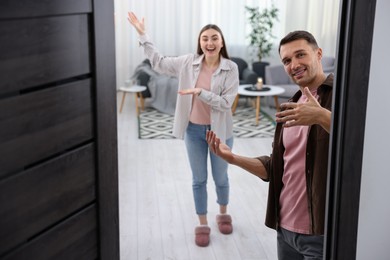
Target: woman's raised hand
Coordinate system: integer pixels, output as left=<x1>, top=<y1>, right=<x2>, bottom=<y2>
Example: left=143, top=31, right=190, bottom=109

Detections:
left=127, top=11, right=145, bottom=35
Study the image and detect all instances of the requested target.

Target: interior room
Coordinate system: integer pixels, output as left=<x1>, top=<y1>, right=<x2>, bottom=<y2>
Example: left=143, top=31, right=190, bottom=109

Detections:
left=1, top=0, right=389, bottom=259
left=115, top=1, right=339, bottom=259
left=114, top=0, right=339, bottom=89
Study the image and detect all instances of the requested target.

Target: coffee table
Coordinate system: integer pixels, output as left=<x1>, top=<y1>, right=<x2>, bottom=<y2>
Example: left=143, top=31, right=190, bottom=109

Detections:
left=232, top=84, right=285, bottom=125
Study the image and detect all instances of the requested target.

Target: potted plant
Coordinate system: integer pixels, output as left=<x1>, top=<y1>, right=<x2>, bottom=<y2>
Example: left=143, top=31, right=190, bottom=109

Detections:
left=245, top=5, right=279, bottom=83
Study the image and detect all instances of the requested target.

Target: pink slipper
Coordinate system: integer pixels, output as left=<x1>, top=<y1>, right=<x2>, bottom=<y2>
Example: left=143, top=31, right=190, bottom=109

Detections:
left=195, top=226, right=211, bottom=247
left=216, top=214, right=233, bottom=234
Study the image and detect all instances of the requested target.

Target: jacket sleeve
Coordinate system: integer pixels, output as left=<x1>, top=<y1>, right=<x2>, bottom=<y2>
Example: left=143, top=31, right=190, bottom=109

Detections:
left=257, top=155, right=271, bottom=182
left=198, top=62, right=239, bottom=112
left=139, top=34, right=186, bottom=78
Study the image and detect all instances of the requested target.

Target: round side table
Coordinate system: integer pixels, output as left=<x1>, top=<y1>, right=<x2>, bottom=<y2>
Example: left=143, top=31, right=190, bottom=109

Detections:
left=119, top=85, right=147, bottom=115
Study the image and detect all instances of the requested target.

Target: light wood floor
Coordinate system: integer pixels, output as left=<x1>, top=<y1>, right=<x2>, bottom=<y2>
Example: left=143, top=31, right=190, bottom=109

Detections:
left=117, top=93, right=278, bottom=260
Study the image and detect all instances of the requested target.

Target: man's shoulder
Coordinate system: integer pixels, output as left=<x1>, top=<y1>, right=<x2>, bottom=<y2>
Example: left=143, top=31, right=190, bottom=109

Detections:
left=323, top=73, right=334, bottom=87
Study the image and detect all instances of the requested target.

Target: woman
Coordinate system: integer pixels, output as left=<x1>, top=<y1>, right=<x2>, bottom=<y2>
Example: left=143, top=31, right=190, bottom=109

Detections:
left=128, top=12, right=239, bottom=247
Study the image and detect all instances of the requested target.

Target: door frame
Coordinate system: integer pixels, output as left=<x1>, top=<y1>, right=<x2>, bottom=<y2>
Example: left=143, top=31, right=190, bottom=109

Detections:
left=324, top=0, right=377, bottom=259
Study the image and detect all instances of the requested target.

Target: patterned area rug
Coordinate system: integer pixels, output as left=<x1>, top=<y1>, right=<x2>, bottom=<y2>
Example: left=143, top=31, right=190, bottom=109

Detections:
left=138, top=106, right=276, bottom=139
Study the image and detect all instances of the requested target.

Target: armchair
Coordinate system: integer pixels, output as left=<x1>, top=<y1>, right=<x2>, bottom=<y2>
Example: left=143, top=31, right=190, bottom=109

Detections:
left=231, top=57, right=258, bottom=85
left=130, top=59, right=178, bottom=115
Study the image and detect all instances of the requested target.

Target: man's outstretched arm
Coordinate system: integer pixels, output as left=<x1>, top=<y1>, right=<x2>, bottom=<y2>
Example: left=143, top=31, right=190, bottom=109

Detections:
left=206, top=130, right=268, bottom=180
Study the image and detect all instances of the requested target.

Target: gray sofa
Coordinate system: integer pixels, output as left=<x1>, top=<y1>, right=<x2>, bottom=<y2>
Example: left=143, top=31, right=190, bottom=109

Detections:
left=131, top=59, right=178, bottom=115
left=265, top=56, right=335, bottom=102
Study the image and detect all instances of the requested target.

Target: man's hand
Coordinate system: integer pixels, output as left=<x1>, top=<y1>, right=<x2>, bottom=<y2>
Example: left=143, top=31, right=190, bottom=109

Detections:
left=206, top=130, right=234, bottom=163
left=206, top=130, right=268, bottom=180
left=275, top=87, right=331, bottom=132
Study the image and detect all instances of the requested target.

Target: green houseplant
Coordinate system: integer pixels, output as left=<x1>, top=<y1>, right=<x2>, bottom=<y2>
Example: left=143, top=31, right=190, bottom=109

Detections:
left=245, top=5, right=279, bottom=82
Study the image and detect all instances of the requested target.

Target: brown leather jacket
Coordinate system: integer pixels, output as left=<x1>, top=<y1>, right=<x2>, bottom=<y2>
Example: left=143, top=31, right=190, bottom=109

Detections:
left=258, top=74, right=334, bottom=235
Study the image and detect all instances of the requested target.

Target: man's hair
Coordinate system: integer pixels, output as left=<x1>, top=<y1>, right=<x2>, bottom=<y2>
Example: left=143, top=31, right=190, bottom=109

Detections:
left=278, top=30, right=319, bottom=53
left=196, top=24, right=230, bottom=59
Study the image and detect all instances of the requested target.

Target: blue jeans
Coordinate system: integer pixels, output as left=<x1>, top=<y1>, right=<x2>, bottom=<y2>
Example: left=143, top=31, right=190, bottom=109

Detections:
left=184, top=122, right=233, bottom=215
left=277, top=227, right=324, bottom=260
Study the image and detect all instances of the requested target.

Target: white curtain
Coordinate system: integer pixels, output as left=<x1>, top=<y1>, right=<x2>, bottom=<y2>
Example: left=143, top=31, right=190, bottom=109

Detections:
left=114, top=0, right=340, bottom=88
left=283, top=0, right=340, bottom=57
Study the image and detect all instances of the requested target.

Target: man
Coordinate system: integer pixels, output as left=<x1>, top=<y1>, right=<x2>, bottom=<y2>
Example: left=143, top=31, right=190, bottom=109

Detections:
left=206, top=30, right=333, bottom=259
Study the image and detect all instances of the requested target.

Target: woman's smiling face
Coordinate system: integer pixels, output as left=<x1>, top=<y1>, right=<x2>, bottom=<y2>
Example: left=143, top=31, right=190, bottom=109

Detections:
left=199, top=28, right=223, bottom=58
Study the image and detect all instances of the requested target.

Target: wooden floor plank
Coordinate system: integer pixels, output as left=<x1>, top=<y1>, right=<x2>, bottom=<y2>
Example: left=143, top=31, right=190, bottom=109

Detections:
left=118, top=93, right=278, bottom=260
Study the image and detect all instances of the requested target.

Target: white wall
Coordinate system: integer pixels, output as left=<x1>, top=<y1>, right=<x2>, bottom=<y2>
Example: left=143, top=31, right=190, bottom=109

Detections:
left=356, top=0, right=390, bottom=259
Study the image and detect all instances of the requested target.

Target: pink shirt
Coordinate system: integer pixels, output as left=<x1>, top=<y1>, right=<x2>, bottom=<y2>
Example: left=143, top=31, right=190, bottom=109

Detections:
left=189, top=64, right=214, bottom=124
left=279, top=89, right=318, bottom=234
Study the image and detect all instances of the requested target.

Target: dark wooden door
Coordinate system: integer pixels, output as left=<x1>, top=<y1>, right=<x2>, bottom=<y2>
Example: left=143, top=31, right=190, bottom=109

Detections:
left=0, top=0, right=119, bottom=259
